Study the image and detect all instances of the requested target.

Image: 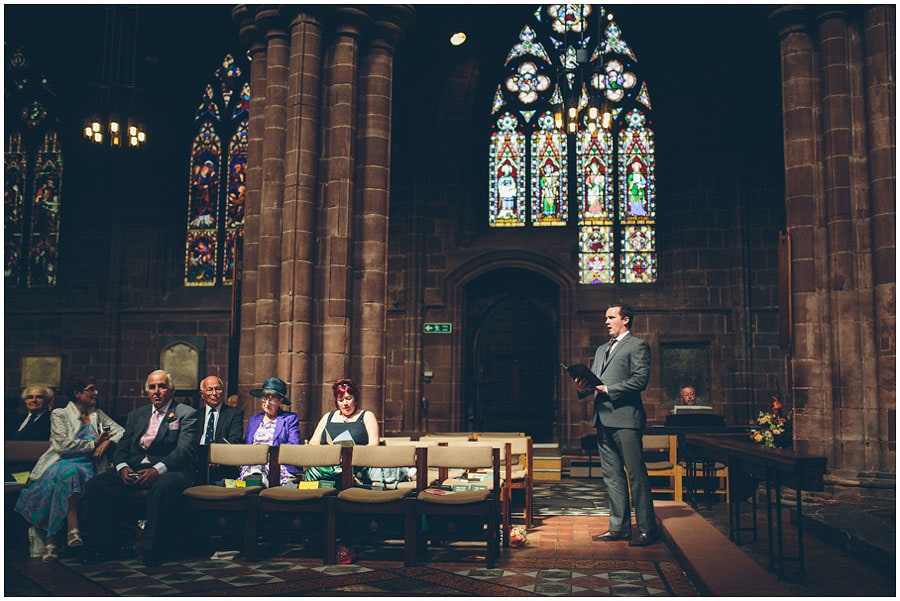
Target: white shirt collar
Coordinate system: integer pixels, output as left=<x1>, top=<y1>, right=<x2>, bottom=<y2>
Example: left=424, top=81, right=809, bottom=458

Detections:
left=613, top=331, right=631, bottom=343
left=154, top=401, right=173, bottom=416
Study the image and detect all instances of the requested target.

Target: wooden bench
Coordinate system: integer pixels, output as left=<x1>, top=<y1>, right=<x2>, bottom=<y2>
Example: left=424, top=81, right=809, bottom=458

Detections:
left=656, top=501, right=792, bottom=596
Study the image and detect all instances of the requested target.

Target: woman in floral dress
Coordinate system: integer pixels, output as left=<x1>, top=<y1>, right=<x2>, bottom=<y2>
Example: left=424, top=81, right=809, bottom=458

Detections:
left=15, top=374, right=124, bottom=561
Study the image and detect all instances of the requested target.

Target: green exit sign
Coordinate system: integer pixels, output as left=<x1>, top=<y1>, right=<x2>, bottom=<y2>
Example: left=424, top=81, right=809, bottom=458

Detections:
left=423, top=323, right=452, bottom=334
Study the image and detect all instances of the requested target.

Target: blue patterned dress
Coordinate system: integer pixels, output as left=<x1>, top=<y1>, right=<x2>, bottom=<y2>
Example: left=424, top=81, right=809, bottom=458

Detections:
left=15, top=422, right=98, bottom=537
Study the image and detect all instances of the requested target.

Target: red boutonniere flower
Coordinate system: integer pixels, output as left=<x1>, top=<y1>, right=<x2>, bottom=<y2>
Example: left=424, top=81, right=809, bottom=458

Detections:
left=166, top=412, right=177, bottom=423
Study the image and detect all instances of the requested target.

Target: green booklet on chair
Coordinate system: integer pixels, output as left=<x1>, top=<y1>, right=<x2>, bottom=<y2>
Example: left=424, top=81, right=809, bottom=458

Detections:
left=561, top=362, right=602, bottom=388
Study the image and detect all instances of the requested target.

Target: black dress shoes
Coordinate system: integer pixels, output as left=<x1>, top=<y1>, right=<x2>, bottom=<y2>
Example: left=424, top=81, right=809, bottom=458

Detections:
left=629, top=532, right=659, bottom=547
left=592, top=530, right=631, bottom=542
left=142, top=551, right=164, bottom=567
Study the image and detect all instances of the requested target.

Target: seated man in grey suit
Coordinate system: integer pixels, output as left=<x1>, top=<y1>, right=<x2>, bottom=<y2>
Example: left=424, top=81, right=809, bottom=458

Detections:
left=195, top=375, right=244, bottom=485
left=573, top=302, right=658, bottom=547
left=82, top=369, right=199, bottom=566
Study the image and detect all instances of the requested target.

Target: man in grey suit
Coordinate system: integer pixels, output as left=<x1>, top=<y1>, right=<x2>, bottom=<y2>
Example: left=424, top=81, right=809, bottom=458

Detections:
left=82, top=370, right=199, bottom=566
left=574, top=302, right=658, bottom=546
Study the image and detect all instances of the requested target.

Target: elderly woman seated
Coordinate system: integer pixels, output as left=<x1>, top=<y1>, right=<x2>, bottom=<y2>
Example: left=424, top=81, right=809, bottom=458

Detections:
left=238, top=377, right=301, bottom=487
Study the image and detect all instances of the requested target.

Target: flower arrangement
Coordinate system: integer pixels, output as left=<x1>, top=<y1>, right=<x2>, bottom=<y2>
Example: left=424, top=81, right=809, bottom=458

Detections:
left=749, top=394, right=792, bottom=448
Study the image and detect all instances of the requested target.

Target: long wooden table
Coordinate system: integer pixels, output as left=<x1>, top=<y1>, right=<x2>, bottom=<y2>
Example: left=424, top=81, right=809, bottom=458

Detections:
left=683, top=433, right=827, bottom=577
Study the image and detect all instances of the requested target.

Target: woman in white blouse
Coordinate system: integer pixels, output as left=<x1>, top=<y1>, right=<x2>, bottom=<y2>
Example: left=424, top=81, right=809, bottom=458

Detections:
left=15, top=374, right=124, bottom=561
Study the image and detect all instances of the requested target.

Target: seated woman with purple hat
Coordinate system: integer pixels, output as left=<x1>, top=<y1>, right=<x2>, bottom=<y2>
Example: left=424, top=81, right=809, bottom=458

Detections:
left=238, top=376, right=302, bottom=487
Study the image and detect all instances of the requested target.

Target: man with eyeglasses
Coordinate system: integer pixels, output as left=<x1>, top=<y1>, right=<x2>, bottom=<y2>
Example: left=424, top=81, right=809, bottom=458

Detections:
left=8, top=384, right=53, bottom=441
left=195, top=375, right=244, bottom=484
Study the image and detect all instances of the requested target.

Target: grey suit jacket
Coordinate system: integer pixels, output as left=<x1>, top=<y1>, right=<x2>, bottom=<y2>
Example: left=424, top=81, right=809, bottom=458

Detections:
left=589, top=332, right=650, bottom=430
left=114, top=401, right=199, bottom=477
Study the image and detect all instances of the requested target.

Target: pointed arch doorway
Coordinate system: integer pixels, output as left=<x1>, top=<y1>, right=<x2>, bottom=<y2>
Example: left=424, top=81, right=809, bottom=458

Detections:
left=463, top=268, right=558, bottom=442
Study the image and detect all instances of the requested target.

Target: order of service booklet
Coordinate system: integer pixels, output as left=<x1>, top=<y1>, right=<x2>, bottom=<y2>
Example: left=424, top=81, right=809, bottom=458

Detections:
left=560, top=362, right=603, bottom=388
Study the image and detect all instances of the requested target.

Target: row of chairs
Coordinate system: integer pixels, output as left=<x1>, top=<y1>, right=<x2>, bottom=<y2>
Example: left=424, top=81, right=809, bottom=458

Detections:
left=183, top=442, right=503, bottom=567
left=402, top=433, right=534, bottom=536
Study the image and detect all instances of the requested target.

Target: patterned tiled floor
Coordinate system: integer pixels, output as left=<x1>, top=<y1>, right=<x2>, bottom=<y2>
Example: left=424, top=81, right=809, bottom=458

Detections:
left=7, top=479, right=698, bottom=597
left=40, top=554, right=693, bottom=597
left=530, top=479, right=610, bottom=516
left=6, top=478, right=893, bottom=597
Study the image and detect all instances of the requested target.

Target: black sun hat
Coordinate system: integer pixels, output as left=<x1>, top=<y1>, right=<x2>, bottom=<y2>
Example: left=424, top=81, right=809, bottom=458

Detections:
left=249, top=376, right=290, bottom=405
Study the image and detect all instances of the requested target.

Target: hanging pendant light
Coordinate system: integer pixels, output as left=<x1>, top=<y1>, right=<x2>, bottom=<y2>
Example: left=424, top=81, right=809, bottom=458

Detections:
left=83, top=6, right=147, bottom=149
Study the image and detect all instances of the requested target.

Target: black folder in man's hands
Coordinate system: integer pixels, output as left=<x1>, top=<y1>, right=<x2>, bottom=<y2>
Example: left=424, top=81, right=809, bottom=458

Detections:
left=561, top=362, right=603, bottom=388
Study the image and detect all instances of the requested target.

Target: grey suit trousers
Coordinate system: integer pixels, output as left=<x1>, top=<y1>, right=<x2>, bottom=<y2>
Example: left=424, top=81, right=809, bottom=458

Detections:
left=597, top=426, right=656, bottom=535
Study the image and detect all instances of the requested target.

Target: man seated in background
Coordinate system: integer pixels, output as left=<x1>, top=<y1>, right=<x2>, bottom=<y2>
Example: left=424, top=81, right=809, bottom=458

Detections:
left=8, top=385, right=53, bottom=441
left=195, top=375, right=244, bottom=485
left=679, top=385, right=697, bottom=406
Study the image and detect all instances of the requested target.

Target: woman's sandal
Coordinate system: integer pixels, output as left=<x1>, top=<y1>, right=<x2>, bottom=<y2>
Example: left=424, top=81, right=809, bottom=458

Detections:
left=42, top=543, right=58, bottom=562
left=67, top=528, right=84, bottom=548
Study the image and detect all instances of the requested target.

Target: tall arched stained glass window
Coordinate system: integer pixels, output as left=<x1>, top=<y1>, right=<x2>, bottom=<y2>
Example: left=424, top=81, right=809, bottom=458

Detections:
left=489, top=112, right=527, bottom=227
left=488, top=5, right=656, bottom=284
left=184, top=54, right=249, bottom=286
left=4, top=47, right=63, bottom=288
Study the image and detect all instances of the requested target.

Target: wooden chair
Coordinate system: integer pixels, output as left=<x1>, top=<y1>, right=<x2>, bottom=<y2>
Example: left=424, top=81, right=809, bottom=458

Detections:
left=181, top=443, right=271, bottom=561
left=4, top=440, right=50, bottom=500
left=379, top=438, right=445, bottom=488
left=255, top=444, right=342, bottom=562
left=420, top=432, right=476, bottom=441
left=332, top=445, right=426, bottom=566
left=643, top=434, right=683, bottom=502
left=475, top=435, right=534, bottom=536
left=4, top=440, right=50, bottom=556
left=680, top=459, right=730, bottom=503
left=416, top=444, right=501, bottom=567
left=379, top=436, right=412, bottom=444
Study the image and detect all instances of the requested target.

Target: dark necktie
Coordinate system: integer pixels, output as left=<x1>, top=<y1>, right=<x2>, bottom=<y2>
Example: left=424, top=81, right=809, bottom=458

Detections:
left=205, top=410, right=216, bottom=445
left=605, top=338, right=616, bottom=360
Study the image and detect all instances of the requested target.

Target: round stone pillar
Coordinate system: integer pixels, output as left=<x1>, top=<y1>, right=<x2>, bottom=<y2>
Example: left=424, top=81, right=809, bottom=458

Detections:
left=353, top=7, right=415, bottom=431
left=280, top=8, right=327, bottom=424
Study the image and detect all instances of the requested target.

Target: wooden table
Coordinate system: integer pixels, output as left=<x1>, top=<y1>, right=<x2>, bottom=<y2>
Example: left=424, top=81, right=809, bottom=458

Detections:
left=683, top=433, right=827, bottom=577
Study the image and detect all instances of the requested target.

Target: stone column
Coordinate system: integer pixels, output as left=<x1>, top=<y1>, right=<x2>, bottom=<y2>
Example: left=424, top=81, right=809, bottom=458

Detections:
left=232, top=5, right=268, bottom=410
left=280, top=7, right=326, bottom=427
left=771, top=6, right=895, bottom=476
left=862, top=6, right=896, bottom=473
left=314, top=9, right=368, bottom=414
left=769, top=6, right=834, bottom=459
left=818, top=9, right=871, bottom=470
left=253, top=11, right=290, bottom=389
left=353, top=8, right=413, bottom=424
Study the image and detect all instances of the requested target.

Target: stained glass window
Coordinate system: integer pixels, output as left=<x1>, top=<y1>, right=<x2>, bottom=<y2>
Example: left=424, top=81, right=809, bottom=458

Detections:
left=489, top=113, right=527, bottom=227
left=184, top=53, right=250, bottom=286
left=4, top=47, right=63, bottom=288
left=488, top=4, right=656, bottom=284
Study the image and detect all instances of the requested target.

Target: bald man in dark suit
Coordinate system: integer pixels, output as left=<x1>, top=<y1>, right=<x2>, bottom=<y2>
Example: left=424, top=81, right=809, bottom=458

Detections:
left=194, top=375, right=244, bottom=484
left=574, top=302, right=658, bottom=547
